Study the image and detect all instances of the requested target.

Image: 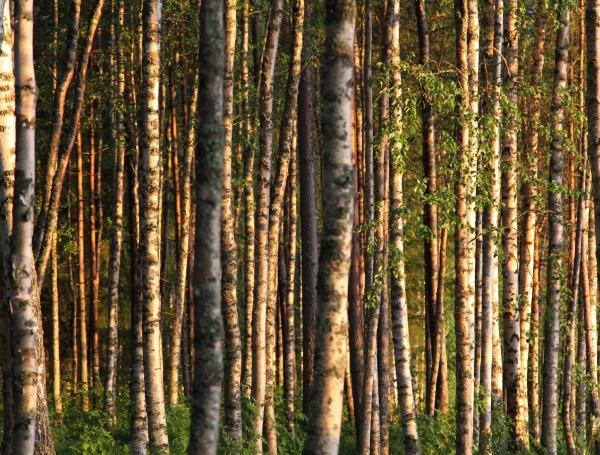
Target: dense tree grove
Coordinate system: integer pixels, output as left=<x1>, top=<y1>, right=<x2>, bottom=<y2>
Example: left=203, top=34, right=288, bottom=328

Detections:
left=4, top=0, right=600, bottom=453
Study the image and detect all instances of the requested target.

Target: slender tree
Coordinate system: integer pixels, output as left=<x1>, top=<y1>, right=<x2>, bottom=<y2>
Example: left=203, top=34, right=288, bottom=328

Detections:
left=541, top=3, right=569, bottom=452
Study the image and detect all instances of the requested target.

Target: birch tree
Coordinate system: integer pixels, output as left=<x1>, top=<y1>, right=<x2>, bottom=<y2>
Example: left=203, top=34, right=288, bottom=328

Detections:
left=302, top=0, right=355, bottom=451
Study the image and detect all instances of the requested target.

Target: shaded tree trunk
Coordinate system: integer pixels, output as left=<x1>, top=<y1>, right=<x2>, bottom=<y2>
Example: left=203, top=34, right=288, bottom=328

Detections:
left=188, top=0, right=225, bottom=450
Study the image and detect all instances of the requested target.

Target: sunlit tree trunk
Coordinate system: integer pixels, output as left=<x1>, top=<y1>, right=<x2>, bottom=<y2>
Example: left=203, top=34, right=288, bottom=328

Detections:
left=500, top=1, right=521, bottom=446
left=188, top=0, right=225, bottom=450
left=454, top=0, right=477, bottom=450
left=541, top=5, right=569, bottom=452
left=479, top=0, right=502, bottom=450
left=284, top=144, right=298, bottom=433
left=10, top=1, right=38, bottom=451
left=139, top=0, right=169, bottom=450
left=241, top=0, right=256, bottom=398
left=220, top=0, right=242, bottom=439
left=34, top=0, right=105, bottom=291
left=76, top=130, right=89, bottom=412
left=388, top=3, right=419, bottom=450
left=523, top=3, right=547, bottom=445
left=302, top=0, right=355, bottom=451
left=561, top=164, right=586, bottom=455
left=0, top=0, right=15, bottom=448
left=37, top=0, right=81, bottom=229
left=250, top=0, right=283, bottom=446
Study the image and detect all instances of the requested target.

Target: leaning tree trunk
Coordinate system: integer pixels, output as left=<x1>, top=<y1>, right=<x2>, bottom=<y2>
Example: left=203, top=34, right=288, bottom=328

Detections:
left=34, top=0, right=105, bottom=290
left=188, top=0, right=225, bottom=451
left=302, top=0, right=355, bottom=451
left=541, top=5, right=569, bottom=453
left=139, top=0, right=169, bottom=451
left=10, top=1, right=38, bottom=452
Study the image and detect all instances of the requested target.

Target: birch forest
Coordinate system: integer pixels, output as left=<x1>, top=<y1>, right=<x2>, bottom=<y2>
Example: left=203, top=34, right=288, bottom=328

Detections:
left=6, top=0, right=600, bottom=453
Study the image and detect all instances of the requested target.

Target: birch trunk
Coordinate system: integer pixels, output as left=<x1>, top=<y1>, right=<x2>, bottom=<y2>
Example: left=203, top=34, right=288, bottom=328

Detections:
left=522, top=3, right=546, bottom=445
left=302, top=0, right=354, bottom=451
left=454, top=0, right=476, bottom=450
left=250, top=0, right=283, bottom=446
left=220, top=0, right=242, bottom=438
left=389, top=3, right=419, bottom=449
left=10, top=1, right=38, bottom=451
left=103, top=0, right=125, bottom=425
left=541, top=5, right=569, bottom=452
left=188, top=0, right=225, bottom=450
left=479, top=0, right=502, bottom=450
left=0, top=0, right=15, bottom=448
left=500, top=1, right=521, bottom=445
left=139, top=0, right=169, bottom=451
left=241, top=0, right=256, bottom=398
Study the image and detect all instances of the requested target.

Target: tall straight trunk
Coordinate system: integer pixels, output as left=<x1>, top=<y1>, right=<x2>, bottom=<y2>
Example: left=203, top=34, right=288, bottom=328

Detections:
left=126, top=52, right=148, bottom=454
left=582, top=190, right=600, bottom=451
left=541, top=5, right=569, bottom=452
left=10, top=1, right=37, bottom=451
left=284, top=145, right=298, bottom=433
left=263, top=0, right=304, bottom=449
left=500, top=1, right=521, bottom=446
left=169, top=74, right=198, bottom=408
left=360, top=0, right=382, bottom=450
left=467, top=1, right=480, bottom=444
left=388, top=3, right=419, bottom=451
left=348, top=91, right=365, bottom=443
left=302, top=0, right=355, bottom=451
left=479, top=0, right=502, bottom=450
left=529, top=217, right=542, bottom=443
left=88, top=102, right=100, bottom=387
left=0, top=0, right=15, bottom=449
left=220, top=0, right=242, bottom=439
left=241, top=0, right=256, bottom=398
left=435, top=228, right=449, bottom=412
left=188, top=0, right=225, bottom=450
left=76, top=131, right=89, bottom=411
left=104, top=0, right=126, bottom=424
left=377, top=4, right=395, bottom=451
left=415, top=0, right=443, bottom=417
left=522, top=2, right=547, bottom=446
left=298, top=0, right=318, bottom=419
left=52, top=236, right=62, bottom=416
left=586, top=0, right=600, bottom=440
left=250, top=0, right=283, bottom=445
left=34, top=0, right=105, bottom=290
left=454, top=0, right=476, bottom=451
left=139, top=0, right=169, bottom=451
left=561, top=164, right=586, bottom=455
